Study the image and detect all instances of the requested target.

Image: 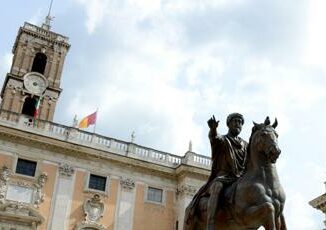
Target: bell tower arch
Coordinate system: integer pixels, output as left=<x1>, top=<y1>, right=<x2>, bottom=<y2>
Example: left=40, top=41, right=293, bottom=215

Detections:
left=31, top=52, right=47, bottom=74
left=0, top=16, right=70, bottom=122
left=21, top=96, right=38, bottom=117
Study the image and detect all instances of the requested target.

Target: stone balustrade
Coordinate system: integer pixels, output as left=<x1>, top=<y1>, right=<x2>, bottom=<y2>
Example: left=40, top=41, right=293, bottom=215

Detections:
left=0, top=110, right=211, bottom=169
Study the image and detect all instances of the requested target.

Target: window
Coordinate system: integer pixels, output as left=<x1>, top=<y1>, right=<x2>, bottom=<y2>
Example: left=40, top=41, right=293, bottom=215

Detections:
left=147, top=187, right=163, bottom=203
left=16, top=158, right=37, bottom=177
left=88, top=174, right=107, bottom=191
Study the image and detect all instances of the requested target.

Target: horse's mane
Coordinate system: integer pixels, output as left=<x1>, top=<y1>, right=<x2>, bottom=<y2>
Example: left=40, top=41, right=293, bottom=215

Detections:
left=245, top=123, right=266, bottom=169
left=245, top=117, right=277, bottom=170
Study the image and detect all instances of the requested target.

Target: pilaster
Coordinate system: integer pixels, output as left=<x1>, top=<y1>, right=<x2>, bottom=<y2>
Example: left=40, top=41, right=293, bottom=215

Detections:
left=115, top=177, right=136, bottom=230
left=48, top=163, right=75, bottom=230
left=176, top=184, right=198, bottom=230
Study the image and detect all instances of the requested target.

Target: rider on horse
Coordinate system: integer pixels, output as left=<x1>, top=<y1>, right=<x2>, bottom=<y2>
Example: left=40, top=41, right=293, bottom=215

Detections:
left=185, top=113, right=248, bottom=230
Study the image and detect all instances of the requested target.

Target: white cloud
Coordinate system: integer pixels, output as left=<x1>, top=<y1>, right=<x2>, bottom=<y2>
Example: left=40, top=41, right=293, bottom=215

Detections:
left=304, top=0, right=326, bottom=68
left=307, top=162, right=326, bottom=195
left=70, top=0, right=326, bottom=153
left=75, top=0, right=248, bottom=35
left=234, top=58, right=326, bottom=135
left=69, top=50, right=205, bottom=153
left=164, top=0, right=246, bottom=13
left=185, top=52, right=226, bottom=87
left=286, top=192, right=321, bottom=230
left=240, top=58, right=325, bottom=109
left=74, top=0, right=110, bottom=34
left=28, top=8, right=44, bottom=26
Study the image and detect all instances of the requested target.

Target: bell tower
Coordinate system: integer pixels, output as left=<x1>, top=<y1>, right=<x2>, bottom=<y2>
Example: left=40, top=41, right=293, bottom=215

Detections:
left=0, top=14, right=70, bottom=122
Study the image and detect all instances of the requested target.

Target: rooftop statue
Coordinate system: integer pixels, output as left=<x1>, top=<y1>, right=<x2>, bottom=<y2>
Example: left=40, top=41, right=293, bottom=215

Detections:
left=184, top=115, right=286, bottom=230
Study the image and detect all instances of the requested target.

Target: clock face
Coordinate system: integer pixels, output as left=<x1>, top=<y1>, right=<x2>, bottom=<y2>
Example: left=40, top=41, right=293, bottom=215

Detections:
left=23, top=72, right=47, bottom=95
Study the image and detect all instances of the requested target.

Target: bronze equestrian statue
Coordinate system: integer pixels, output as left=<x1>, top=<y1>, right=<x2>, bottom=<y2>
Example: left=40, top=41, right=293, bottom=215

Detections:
left=184, top=115, right=286, bottom=230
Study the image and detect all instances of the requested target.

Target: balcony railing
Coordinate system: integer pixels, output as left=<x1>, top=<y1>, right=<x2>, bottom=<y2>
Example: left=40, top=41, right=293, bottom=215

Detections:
left=0, top=110, right=211, bottom=170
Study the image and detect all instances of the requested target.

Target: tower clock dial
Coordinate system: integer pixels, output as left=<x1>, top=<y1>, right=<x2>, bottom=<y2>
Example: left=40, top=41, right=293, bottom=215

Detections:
left=23, top=72, right=48, bottom=95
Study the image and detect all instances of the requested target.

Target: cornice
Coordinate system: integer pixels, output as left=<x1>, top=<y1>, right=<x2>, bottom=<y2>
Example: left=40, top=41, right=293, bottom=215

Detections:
left=309, top=193, right=326, bottom=212
left=175, top=164, right=210, bottom=181
left=20, top=25, right=70, bottom=48
left=12, top=23, right=70, bottom=55
left=0, top=201, right=44, bottom=224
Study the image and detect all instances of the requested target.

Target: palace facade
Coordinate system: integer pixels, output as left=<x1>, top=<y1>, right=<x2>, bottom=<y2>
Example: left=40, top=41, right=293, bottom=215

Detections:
left=0, top=18, right=210, bottom=230
left=309, top=183, right=326, bottom=229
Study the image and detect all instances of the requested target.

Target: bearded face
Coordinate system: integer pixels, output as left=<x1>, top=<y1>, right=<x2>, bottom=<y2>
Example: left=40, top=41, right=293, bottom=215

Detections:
left=227, top=117, right=243, bottom=137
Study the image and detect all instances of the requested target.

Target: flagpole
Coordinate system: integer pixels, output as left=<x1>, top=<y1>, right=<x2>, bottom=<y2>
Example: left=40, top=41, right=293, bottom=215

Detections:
left=93, top=107, right=98, bottom=134
left=90, top=108, right=98, bottom=143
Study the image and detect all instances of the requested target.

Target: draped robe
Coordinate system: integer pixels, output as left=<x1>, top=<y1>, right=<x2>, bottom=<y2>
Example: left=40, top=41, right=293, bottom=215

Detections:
left=185, top=133, right=248, bottom=224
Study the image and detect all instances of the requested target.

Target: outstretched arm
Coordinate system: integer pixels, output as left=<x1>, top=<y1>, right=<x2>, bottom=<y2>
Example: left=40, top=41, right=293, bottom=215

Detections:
left=207, top=115, right=222, bottom=159
left=207, top=115, right=219, bottom=141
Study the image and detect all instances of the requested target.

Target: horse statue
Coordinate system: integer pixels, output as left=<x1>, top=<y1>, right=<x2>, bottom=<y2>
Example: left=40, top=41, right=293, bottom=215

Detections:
left=184, top=117, right=286, bottom=230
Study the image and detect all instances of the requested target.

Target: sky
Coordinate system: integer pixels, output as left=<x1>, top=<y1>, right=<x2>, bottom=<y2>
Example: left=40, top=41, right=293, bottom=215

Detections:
left=0, top=0, right=325, bottom=228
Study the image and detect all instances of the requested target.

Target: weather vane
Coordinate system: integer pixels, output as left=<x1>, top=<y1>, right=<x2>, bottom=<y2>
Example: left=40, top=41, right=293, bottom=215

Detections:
left=42, top=0, right=55, bottom=30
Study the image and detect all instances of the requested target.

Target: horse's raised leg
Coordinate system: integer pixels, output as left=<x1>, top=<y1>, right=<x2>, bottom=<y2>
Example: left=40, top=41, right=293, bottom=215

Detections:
left=242, top=202, right=276, bottom=230
left=280, top=213, right=287, bottom=230
left=275, top=216, right=281, bottom=230
left=274, top=212, right=287, bottom=230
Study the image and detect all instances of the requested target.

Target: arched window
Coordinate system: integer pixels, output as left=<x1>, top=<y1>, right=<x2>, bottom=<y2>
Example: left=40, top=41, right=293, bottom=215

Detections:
left=21, top=96, right=37, bottom=117
left=31, top=52, right=47, bottom=74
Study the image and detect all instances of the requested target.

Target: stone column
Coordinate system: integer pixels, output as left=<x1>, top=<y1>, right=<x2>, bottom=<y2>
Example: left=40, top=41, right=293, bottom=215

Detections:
left=115, top=177, right=136, bottom=230
left=48, top=163, right=75, bottom=230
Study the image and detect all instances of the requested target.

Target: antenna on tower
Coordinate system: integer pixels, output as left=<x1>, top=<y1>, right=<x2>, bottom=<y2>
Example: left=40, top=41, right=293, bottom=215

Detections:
left=42, top=0, right=55, bottom=30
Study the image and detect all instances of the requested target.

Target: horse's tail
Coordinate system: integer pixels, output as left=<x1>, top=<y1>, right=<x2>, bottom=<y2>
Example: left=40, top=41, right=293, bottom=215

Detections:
left=280, top=213, right=287, bottom=230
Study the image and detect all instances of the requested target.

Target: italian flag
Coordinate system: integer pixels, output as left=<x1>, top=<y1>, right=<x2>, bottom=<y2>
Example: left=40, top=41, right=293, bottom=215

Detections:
left=34, top=96, right=43, bottom=118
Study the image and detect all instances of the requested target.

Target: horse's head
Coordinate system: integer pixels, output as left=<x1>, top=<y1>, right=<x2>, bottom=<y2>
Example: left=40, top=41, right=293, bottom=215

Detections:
left=250, top=117, right=281, bottom=164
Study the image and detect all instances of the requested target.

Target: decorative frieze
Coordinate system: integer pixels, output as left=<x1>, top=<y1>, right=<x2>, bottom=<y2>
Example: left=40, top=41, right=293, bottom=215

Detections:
left=44, top=90, right=59, bottom=100
left=0, top=201, right=44, bottom=226
left=0, top=166, right=11, bottom=204
left=17, top=180, right=33, bottom=188
left=59, top=163, right=75, bottom=177
left=177, top=184, right=198, bottom=196
left=8, top=79, right=23, bottom=88
left=120, top=177, right=135, bottom=190
left=33, top=172, right=48, bottom=208
left=3, top=202, right=30, bottom=216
